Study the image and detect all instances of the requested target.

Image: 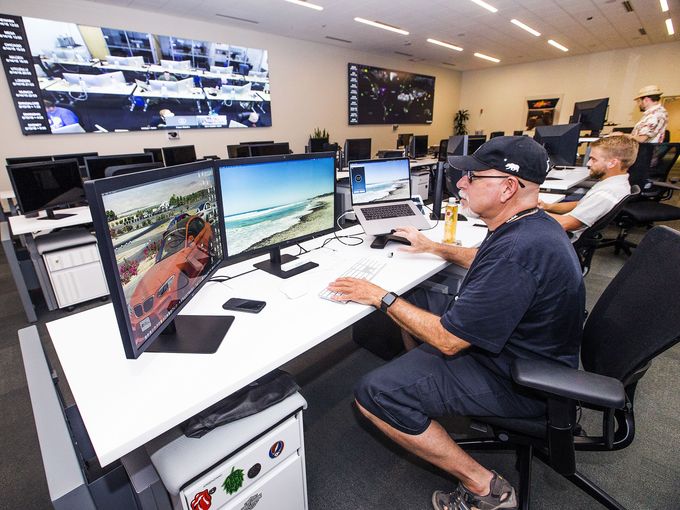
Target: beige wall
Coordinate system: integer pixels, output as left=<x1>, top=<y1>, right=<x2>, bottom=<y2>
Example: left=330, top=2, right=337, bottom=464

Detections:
left=459, top=42, right=680, bottom=136
left=0, top=0, right=462, bottom=190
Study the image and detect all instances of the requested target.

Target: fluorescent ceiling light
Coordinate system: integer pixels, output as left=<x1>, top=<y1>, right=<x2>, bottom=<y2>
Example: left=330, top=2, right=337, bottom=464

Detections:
left=660, top=0, right=669, bottom=13
left=510, top=19, right=541, bottom=37
left=353, top=17, right=409, bottom=35
left=666, top=18, right=675, bottom=35
left=548, top=39, right=569, bottom=52
left=284, top=0, right=323, bottom=10
left=469, top=0, right=498, bottom=13
left=427, top=38, right=463, bottom=51
left=474, top=52, right=500, bottom=63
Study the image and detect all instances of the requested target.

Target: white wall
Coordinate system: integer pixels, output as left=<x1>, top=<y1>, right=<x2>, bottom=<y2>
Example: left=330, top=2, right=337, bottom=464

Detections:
left=459, top=42, right=680, bottom=135
left=0, top=0, right=461, bottom=190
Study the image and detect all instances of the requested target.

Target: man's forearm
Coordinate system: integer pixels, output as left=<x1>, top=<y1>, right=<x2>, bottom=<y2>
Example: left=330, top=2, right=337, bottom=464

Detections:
left=543, top=201, right=579, bottom=214
left=428, top=243, right=477, bottom=268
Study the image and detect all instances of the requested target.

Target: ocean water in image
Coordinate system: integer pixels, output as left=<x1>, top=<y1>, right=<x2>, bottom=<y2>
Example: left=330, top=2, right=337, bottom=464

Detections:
left=359, top=178, right=409, bottom=203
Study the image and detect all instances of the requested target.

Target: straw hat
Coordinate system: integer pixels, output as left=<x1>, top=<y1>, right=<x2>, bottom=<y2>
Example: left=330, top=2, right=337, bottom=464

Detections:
left=634, top=85, right=663, bottom=99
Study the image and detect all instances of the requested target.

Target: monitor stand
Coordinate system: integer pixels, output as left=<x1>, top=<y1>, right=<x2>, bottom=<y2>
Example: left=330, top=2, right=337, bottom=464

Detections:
left=253, top=247, right=318, bottom=279
left=35, top=207, right=76, bottom=221
left=146, top=315, right=234, bottom=354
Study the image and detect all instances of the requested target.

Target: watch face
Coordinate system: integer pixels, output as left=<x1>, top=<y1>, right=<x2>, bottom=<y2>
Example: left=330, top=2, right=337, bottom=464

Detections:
left=382, top=292, right=397, bottom=310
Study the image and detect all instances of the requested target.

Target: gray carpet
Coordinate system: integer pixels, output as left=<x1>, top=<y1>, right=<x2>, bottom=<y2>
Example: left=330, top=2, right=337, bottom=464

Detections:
left=1, top=220, right=679, bottom=509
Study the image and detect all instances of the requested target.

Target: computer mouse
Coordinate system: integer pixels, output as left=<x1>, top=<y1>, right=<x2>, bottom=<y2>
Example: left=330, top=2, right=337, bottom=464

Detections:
left=385, top=234, right=411, bottom=246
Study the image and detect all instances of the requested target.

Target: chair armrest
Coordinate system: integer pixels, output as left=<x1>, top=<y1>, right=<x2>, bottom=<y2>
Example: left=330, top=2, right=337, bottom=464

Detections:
left=649, top=180, right=680, bottom=191
left=511, top=359, right=625, bottom=409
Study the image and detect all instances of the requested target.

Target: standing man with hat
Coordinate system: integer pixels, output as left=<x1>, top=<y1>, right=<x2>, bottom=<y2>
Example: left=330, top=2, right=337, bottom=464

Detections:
left=627, top=85, right=668, bottom=143
left=327, top=137, right=585, bottom=510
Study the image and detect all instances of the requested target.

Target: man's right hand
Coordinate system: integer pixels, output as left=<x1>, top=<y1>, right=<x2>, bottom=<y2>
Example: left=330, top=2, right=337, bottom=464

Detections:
left=392, top=226, right=435, bottom=253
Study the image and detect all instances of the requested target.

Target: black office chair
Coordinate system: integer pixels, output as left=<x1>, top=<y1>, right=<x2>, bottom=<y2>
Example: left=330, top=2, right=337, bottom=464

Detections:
left=572, top=185, right=640, bottom=276
left=455, top=225, right=680, bottom=509
left=608, top=143, right=680, bottom=255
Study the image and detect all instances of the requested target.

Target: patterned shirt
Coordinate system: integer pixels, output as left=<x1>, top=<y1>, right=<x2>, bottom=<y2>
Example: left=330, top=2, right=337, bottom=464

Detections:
left=632, top=103, right=669, bottom=143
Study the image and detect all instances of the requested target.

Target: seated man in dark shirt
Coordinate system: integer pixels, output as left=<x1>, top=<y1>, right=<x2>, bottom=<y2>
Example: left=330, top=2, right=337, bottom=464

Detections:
left=327, top=136, right=585, bottom=510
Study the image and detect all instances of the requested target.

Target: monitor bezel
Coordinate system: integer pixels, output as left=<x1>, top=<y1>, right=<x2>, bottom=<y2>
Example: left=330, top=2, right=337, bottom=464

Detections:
left=215, top=152, right=337, bottom=263
left=84, top=160, right=227, bottom=359
left=161, top=145, right=197, bottom=167
left=84, top=153, right=154, bottom=180
left=7, top=158, right=85, bottom=216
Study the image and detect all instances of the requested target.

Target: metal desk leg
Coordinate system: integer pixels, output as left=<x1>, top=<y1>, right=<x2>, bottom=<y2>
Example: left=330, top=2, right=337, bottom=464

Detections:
left=23, top=234, right=59, bottom=311
left=1, top=223, right=37, bottom=322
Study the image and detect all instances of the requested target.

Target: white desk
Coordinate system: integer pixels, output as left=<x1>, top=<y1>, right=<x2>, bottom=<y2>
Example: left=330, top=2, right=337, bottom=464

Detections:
left=46, top=222, right=486, bottom=467
left=132, top=87, right=206, bottom=112
left=539, top=192, right=566, bottom=204
left=43, top=79, right=136, bottom=97
left=540, top=167, right=590, bottom=192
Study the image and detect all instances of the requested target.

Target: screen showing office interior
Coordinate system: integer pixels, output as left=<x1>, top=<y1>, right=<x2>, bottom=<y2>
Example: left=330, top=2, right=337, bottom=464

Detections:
left=344, top=138, right=372, bottom=165
left=4, top=14, right=271, bottom=135
left=349, top=158, right=411, bottom=205
left=570, top=98, right=609, bottom=134
left=8, top=159, right=85, bottom=217
left=98, top=166, right=223, bottom=352
left=348, top=63, right=435, bottom=125
left=219, top=155, right=335, bottom=257
left=161, top=145, right=197, bottom=166
left=534, top=123, right=581, bottom=166
left=85, top=153, right=154, bottom=180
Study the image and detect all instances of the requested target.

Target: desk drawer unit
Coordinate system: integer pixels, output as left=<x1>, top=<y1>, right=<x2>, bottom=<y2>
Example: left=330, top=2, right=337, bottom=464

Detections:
left=42, top=243, right=108, bottom=308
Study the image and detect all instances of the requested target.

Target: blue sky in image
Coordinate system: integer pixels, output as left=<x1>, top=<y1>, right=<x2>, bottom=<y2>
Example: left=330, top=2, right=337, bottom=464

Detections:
left=219, top=157, right=335, bottom=215
left=353, top=159, right=410, bottom=185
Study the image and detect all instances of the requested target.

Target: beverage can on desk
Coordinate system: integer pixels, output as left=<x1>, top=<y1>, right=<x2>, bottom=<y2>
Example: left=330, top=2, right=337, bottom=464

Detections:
left=443, top=197, right=459, bottom=244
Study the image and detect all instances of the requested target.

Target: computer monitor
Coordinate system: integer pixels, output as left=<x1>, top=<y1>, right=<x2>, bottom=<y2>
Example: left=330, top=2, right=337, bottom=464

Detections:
left=209, top=65, right=233, bottom=74
left=239, top=140, right=274, bottom=145
left=534, top=123, right=581, bottom=167
left=143, top=148, right=164, bottom=164
left=53, top=152, right=98, bottom=167
left=344, top=138, right=372, bottom=166
left=84, top=161, right=232, bottom=359
left=248, top=143, right=290, bottom=157
left=85, top=153, right=154, bottom=180
left=570, top=98, right=609, bottom=136
left=447, top=135, right=468, bottom=156
left=466, top=135, right=487, bottom=154
left=160, top=59, right=191, bottom=70
left=148, top=79, right=179, bottom=94
left=396, top=133, right=413, bottom=149
left=104, top=162, right=164, bottom=177
left=218, top=152, right=336, bottom=278
left=63, top=72, right=125, bottom=89
left=107, top=55, right=145, bottom=67
left=227, top=145, right=252, bottom=158
left=162, top=145, right=197, bottom=167
left=220, top=82, right=252, bottom=95
left=7, top=159, right=85, bottom=219
left=6, top=155, right=53, bottom=166
left=409, top=135, right=428, bottom=159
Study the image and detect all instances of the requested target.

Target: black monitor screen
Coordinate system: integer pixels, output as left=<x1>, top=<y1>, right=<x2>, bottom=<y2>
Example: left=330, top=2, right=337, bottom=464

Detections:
left=344, top=138, right=372, bottom=165
left=466, top=135, right=487, bottom=154
left=534, top=123, right=581, bottom=166
left=85, top=163, right=225, bottom=359
left=348, top=63, right=435, bottom=125
left=105, top=162, right=164, bottom=177
left=248, top=143, right=290, bottom=157
left=162, top=145, right=197, bottom=167
left=219, top=153, right=335, bottom=257
left=227, top=145, right=252, bottom=158
left=8, top=159, right=84, bottom=216
left=447, top=135, right=468, bottom=156
left=6, top=155, right=53, bottom=166
left=52, top=152, right=98, bottom=167
left=239, top=140, right=274, bottom=145
left=411, top=135, right=428, bottom=158
left=85, top=154, right=154, bottom=180
left=571, top=98, right=609, bottom=133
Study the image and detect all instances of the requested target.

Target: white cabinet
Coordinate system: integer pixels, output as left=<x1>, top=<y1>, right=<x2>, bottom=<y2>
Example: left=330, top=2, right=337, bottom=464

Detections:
left=411, top=169, right=431, bottom=200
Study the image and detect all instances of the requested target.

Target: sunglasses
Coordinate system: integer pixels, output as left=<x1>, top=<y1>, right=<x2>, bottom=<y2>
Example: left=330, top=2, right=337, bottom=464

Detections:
left=463, top=170, right=526, bottom=188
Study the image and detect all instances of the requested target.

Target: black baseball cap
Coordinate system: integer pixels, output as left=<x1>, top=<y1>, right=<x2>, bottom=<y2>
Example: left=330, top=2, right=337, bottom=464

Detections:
left=448, top=136, right=550, bottom=184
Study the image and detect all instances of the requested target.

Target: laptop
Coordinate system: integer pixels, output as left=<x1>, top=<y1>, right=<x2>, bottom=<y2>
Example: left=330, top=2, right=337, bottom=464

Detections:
left=349, top=157, right=431, bottom=235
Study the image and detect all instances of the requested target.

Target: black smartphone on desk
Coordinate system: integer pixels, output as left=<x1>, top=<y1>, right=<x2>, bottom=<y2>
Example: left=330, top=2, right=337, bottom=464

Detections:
left=222, top=298, right=266, bottom=313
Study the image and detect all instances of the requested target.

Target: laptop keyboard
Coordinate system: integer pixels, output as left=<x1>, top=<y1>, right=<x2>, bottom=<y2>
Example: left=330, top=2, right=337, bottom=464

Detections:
left=360, top=203, right=415, bottom=221
left=319, top=257, right=387, bottom=303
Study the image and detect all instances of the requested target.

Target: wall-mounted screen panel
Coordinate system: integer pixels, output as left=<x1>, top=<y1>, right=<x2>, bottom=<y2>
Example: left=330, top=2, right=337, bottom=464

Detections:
left=348, top=63, right=435, bottom=125
left=0, top=13, right=271, bottom=135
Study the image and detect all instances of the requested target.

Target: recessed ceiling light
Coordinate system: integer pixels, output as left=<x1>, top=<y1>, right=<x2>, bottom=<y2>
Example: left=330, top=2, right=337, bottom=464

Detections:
left=660, top=0, right=669, bottom=12
left=474, top=52, right=500, bottom=63
left=427, top=38, right=463, bottom=51
left=469, top=0, right=498, bottom=13
left=284, top=0, right=323, bottom=11
left=510, top=19, right=541, bottom=37
left=548, top=39, right=569, bottom=52
left=353, top=17, right=409, bottom=35
left=666, top=18, right=675, bottom=35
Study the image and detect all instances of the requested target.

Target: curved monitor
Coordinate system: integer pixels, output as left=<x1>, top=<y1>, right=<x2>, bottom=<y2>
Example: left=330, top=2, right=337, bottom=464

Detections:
left=85, top=162, right=231, bottom=359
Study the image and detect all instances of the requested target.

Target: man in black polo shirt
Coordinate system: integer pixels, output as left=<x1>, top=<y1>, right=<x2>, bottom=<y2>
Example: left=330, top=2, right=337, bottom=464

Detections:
left=327, top=136, right=585, bottom=510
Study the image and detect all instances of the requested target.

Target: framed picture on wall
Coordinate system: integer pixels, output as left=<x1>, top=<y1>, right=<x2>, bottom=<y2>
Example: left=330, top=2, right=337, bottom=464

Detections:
left=524, top=97, right=560, bottom=130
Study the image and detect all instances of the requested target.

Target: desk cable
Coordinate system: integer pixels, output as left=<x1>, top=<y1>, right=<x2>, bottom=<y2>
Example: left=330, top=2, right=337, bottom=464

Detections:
left=319, top=211, right=364, bottom=248
left=208, top=267, right=258, bottom=284
left=419, top=203, right=440, bottom=232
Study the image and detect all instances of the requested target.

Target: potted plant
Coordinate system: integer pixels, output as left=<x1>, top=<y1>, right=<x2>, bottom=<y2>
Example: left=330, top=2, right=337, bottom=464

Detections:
left=454, top=110, right=469, bottom=135
left=309, top=127, right=329, bottom=152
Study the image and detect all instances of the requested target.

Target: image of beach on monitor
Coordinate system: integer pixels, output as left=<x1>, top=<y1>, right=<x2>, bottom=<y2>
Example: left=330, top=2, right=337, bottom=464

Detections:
left=351, top=160, right=410, bottom=204
left=102, top=169, right=222, bottom=347
left=220, top=158, right=335, bottom=256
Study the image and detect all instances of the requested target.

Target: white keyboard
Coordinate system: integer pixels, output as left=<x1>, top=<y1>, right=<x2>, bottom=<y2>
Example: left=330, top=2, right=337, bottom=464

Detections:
left=319, top=257, right=387, bottom=303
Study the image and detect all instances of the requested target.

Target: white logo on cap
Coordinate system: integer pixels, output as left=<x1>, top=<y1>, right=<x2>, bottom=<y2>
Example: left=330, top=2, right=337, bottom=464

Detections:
left=505, top=163, right=520, bottom=173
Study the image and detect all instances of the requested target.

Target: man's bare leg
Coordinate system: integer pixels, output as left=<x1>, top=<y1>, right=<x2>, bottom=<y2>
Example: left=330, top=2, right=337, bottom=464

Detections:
left=355, top=400, right=493, bottom=496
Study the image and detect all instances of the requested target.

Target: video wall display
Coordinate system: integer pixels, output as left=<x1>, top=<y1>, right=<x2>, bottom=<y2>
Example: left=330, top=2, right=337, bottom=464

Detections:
left=525, top=98, right=559, bottom=130
left=0, top=13, right=271, bottom=135
left=101, top=168, right=222, bottom=347
left=348, top=63, right=435, bottom=125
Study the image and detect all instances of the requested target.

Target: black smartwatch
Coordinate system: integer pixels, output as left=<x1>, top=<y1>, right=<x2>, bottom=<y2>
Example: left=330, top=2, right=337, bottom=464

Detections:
left=380, top=292, right=399, bottom=313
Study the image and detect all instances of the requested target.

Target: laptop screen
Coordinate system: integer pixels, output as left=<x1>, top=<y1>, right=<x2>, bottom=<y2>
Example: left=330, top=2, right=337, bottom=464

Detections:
left=349, top=158, right=411, bottom=205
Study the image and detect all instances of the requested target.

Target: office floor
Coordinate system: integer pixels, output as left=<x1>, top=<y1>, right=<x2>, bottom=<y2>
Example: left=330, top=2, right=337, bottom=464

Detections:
left=1, top=220, right=679, bottom=509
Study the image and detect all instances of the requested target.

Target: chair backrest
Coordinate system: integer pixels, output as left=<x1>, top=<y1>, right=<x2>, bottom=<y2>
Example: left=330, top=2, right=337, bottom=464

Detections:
left=574, top=185, right=641, bottom=248
left=627, top=143, right=655, bottom=187
left=581, top=226, right=680, bottom=382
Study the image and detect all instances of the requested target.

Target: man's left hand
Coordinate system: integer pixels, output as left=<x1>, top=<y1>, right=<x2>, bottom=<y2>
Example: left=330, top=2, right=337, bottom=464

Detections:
left=326, top=277, right=385, bottom=307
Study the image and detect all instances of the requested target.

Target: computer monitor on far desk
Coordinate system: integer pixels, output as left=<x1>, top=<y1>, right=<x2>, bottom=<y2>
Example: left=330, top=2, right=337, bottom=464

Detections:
left=570, top=97, right=609, bottom=137
left=84, top=161, right=232, bottom=359
left=534, top=123, right=581, bottom=167
left=162, top=145, right=197, bottom=166
left=396, top=133, right=413, bottom=149
left=344, top=138, right=372, bottom=166
left=466, top=135, right=487, bottom=154
left=85, top=153, right=154, bottom=180
left=218, top=152, right=336, bottom=278
left=409, top=135, right=428, bottom=159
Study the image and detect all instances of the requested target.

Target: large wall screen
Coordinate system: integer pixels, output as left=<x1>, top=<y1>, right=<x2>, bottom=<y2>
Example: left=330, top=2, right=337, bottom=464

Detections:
left=0, top=13, right=271, bottom=135
left=348, top=63, right=435, bottom=125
